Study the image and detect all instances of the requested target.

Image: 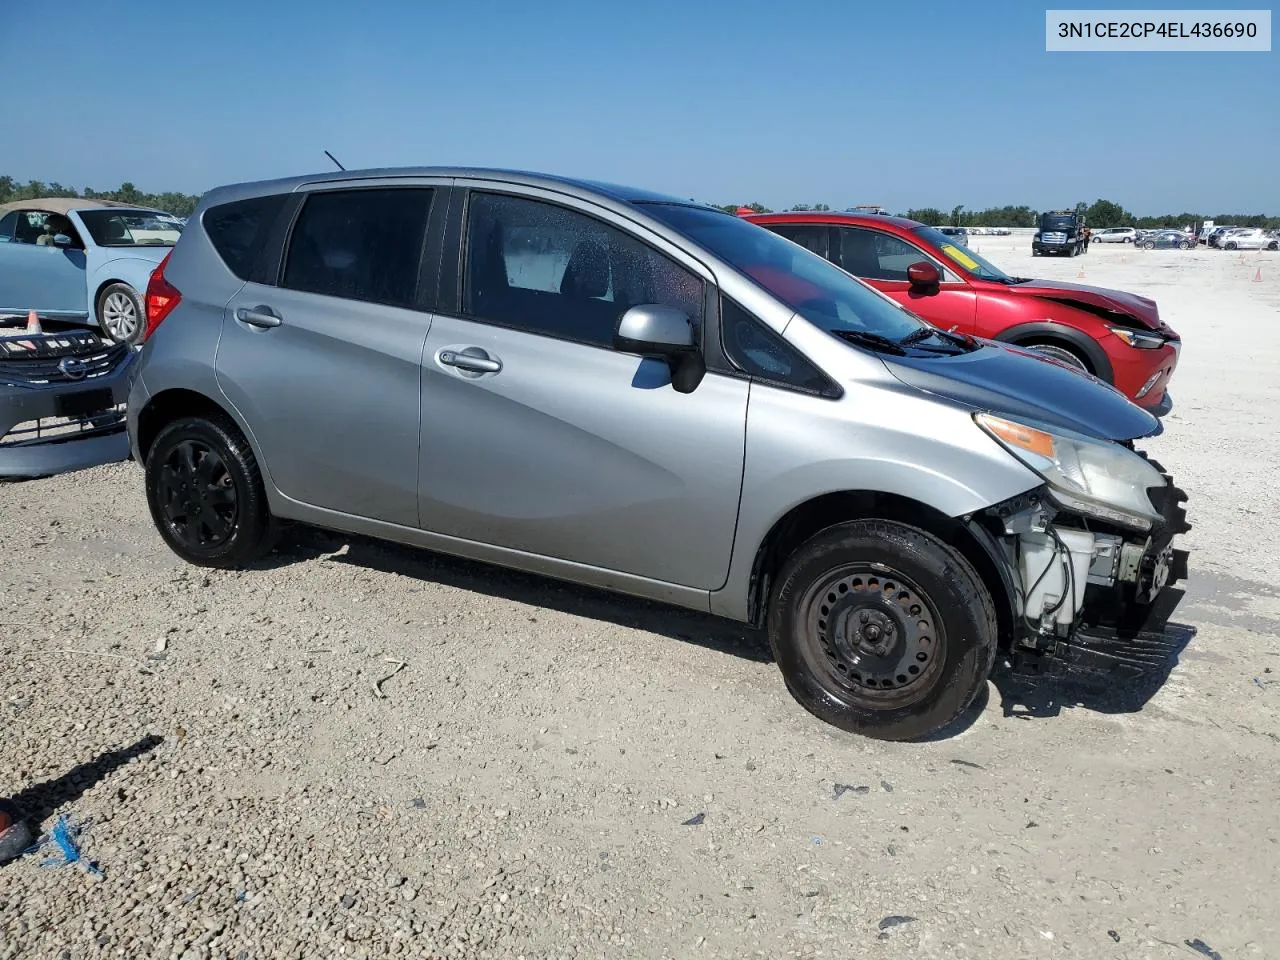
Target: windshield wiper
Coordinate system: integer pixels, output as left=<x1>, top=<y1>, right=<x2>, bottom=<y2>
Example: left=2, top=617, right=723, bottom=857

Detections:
left=899, top=326, right=975, bottom=351
left=831, top=329, right=907, bottom=355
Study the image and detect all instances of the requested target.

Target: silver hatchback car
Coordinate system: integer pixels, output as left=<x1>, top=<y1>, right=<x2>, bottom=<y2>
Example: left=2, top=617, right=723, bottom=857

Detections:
left=126, top=167, right=1190, bottom=741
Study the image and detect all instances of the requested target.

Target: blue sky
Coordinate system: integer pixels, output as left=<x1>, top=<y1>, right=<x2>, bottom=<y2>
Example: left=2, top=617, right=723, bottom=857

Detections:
left=8, top=0, right=1276, bottom=213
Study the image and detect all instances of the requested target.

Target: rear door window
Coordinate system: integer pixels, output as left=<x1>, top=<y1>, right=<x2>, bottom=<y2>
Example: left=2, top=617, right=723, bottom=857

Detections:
left=765, top=224, right=830, bottom=259
left=204, top=194, right=288, bottom=281
left=282, top=188, right=434, bottom=308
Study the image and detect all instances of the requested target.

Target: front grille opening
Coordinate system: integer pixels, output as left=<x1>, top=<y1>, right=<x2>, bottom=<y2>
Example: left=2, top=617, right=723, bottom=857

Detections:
left=0, top=403, right=126, bottom=447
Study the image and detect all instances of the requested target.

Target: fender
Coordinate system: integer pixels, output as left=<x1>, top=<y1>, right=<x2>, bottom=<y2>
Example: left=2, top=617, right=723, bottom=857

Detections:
left=88, top=255, right=167, bottom=302
left=993, top=319, right=1114, bottom=383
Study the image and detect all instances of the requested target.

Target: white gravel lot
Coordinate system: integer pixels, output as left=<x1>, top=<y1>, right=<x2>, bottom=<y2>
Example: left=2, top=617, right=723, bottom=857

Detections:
left=2, top=236, right=1278, bottom=960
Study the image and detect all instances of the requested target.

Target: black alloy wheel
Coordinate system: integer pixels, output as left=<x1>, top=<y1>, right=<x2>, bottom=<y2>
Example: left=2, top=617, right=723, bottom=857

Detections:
left=144, top=416, right=276, bottom=568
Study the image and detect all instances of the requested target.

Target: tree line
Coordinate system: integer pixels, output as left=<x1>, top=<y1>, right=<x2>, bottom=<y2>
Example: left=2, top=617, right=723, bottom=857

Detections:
left=718, top=199, right=1280, bottom=229
left=0, top=175, right=203, bottom=218
left=4, top=176, right=1275, bottom=230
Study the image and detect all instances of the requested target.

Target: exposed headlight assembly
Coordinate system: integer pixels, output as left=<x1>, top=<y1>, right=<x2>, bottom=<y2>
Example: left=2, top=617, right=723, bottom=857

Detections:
left=1108, top=327, right=1165, bottom=349
left=976, top=413, right=1164, bottom=531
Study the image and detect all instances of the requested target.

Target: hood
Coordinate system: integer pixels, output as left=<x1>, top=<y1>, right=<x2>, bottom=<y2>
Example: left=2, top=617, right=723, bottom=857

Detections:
left=1003, top=278, right=1162, bottom=330
left=880, top=340, right=1160, bottom=442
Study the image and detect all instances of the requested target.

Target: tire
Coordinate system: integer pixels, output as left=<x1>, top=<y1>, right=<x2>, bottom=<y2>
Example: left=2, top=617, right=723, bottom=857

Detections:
left=144, top=415, right=276, bottom=569
left=96, top=282, right=145, bottom=346
left=1020, top=341, right=1091, bottom=373
left=1179, top=241, right=1192, bottom=250
left=1224, top=242, right=1237, bottom=250
left=1269, top=242, right=1279, bottom=251
left=767, top=519, right=997, bottom=742
left=1143, top=241, right=1156, bottom=250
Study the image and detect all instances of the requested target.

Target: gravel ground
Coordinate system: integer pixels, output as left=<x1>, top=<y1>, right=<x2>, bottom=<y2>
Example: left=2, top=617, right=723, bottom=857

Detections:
left=2, top=238, right=1278, bottom=960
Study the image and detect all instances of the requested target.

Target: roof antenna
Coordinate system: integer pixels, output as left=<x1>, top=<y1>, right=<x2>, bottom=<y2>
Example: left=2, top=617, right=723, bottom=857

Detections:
left=323, top=150, right=345, bottom=171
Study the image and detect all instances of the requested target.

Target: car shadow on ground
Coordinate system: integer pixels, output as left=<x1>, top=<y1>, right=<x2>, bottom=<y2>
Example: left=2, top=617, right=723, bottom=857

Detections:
left=260, top=527, right=1197, bottom=735
left=5, top=734, right=164, bottom=829
left=262, top=526, right=775, bottom=664
left=991, top=589, right=1197, bottom=724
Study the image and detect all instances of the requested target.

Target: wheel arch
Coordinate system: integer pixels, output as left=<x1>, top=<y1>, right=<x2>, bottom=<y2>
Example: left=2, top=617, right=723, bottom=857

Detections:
left=136, top=387, right=252, bottom=467
left=741, top=490, right=1017, bottom=652
left=993, top=320, right=1115, bottom=383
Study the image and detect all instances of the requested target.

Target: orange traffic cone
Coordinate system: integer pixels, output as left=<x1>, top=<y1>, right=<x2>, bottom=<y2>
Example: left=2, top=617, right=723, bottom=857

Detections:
left=1076, top=267, right=1086, bottom=280
left=1254, top=267, right=1263, bottom=282
left=25, top=310, right=41, bottom=334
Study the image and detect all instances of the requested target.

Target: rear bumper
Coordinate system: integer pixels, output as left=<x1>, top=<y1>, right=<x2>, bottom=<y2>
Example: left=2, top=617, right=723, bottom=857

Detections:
left=0, top=350, right=136, bottom=479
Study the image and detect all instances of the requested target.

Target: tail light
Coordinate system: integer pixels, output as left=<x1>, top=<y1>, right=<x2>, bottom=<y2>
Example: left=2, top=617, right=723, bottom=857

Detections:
left=143, top=251, right=181, bottom=341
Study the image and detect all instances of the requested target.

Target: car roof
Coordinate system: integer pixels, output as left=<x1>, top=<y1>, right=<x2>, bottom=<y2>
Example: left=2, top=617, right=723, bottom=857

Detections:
left=196, top=165, right=704, bottom=212
left=0, top=197, right=166, bottom=217
left=744, top=211, right=924, bottom=230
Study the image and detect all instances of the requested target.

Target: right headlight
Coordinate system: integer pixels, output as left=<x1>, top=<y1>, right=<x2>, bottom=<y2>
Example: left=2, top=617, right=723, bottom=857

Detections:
left=976, top=413, right=1165, bottom=531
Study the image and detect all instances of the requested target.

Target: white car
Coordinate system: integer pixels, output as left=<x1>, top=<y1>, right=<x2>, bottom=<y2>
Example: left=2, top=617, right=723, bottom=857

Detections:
left=1092, top=227, right=1137, bottom=243
left=1220, top=228, right=1279, bottom=251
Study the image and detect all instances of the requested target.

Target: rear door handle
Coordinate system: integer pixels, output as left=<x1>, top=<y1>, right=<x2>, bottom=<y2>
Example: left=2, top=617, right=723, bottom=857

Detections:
left=438, top=348, right=502, bottom=374
left=235, top=306, right=282, bottom=329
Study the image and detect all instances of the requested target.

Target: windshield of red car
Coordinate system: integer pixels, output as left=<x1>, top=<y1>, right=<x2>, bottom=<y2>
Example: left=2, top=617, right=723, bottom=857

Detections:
left=909, top=225, right=1014, bottom=282
left=639, top=204, right=926, bottom=340
left=77, top=210, right=184, bottom=247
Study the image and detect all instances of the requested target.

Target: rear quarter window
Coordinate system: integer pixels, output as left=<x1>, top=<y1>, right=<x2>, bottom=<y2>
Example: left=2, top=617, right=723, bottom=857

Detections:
left=202, top=194, right=288, bottom=281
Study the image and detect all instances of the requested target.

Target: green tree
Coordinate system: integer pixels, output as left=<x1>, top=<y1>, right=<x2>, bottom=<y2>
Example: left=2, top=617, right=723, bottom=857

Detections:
left=950, top=204, right=965, bottom=227
left=1084, top=199, right=1132, bottom=227
left=905, top=207, right=945, bottom=225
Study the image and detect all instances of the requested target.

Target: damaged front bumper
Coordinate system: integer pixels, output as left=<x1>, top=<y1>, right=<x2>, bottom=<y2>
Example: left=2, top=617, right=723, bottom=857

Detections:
left=971, top=462, right=1191, bottom=681
left=0, top=336, right=136, bottom=480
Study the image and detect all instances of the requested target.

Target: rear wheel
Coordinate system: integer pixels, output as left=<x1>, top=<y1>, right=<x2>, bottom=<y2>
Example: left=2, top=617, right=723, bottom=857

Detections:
left=1225, top=241, right=1237, bottom=250
left=96, top=282, right=145, bottom=346
left=767, top=520, right=997, bottom=742
left=1143, top=240, right=1156, bottom=250
left=144, top=415, right=276, bottom=568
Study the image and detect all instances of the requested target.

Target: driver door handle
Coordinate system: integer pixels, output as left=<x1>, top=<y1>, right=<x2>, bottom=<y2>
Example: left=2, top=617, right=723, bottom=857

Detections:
left=439, top=349, right=502, bottom=374
left=236, top=306, right=282, bottom=329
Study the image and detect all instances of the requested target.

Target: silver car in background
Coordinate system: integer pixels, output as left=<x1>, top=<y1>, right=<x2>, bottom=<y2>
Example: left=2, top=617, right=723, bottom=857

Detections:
left=126, top=167, right=1190, bottom=741
left=1219, top=228, right=1279, bottom=251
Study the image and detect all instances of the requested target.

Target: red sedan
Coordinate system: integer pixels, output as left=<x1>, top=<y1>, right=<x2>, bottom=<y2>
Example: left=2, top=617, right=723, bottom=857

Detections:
left=743, top=212, right=1180, bottom=415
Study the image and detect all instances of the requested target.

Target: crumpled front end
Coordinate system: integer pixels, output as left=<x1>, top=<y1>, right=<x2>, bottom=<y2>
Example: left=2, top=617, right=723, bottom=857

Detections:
left=976, top=452, right=1190, bottom=681
left=0, top=328, right=135, bottom=479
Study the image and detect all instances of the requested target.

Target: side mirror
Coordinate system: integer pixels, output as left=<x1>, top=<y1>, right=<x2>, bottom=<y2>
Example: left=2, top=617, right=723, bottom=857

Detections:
left=53, top=234, right=72, bottom=247
left=614, top=304, right=705, bottom=394
left=907, top=261, right=941, bottom=289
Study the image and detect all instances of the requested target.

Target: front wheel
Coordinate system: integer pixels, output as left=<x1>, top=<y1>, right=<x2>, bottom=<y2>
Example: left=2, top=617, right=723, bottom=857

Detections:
left=96, top=282, right=145, bottom=346
left=144, top=415, right=277, bottom=568
left=1224, top=242, right=1237, bottom=250
left=767, top=520, right=997, bottom=742
left=1143, top=241, right=1156, bottom=250
left=1179, top=241, right=1192, bottom=250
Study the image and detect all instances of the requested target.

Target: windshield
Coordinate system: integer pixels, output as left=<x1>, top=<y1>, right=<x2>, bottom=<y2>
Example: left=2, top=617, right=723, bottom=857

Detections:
left=640, top=203, right=927, bottom=340
left=910, top=224, right=1014, bottom=282
left=1039, top=216, right=1076, bottom=231
left=78, top=209, right=184, bottom=247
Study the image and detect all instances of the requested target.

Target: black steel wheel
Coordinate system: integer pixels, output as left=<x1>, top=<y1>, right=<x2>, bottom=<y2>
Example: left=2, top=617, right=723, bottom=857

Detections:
left=768, top=519, right=997, bottom=741
left=145, top=415, right=276, bottom=568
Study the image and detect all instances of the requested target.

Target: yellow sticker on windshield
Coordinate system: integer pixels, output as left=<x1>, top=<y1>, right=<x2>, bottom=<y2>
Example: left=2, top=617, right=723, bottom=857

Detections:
left=941, top=243, right=981, bottom=271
